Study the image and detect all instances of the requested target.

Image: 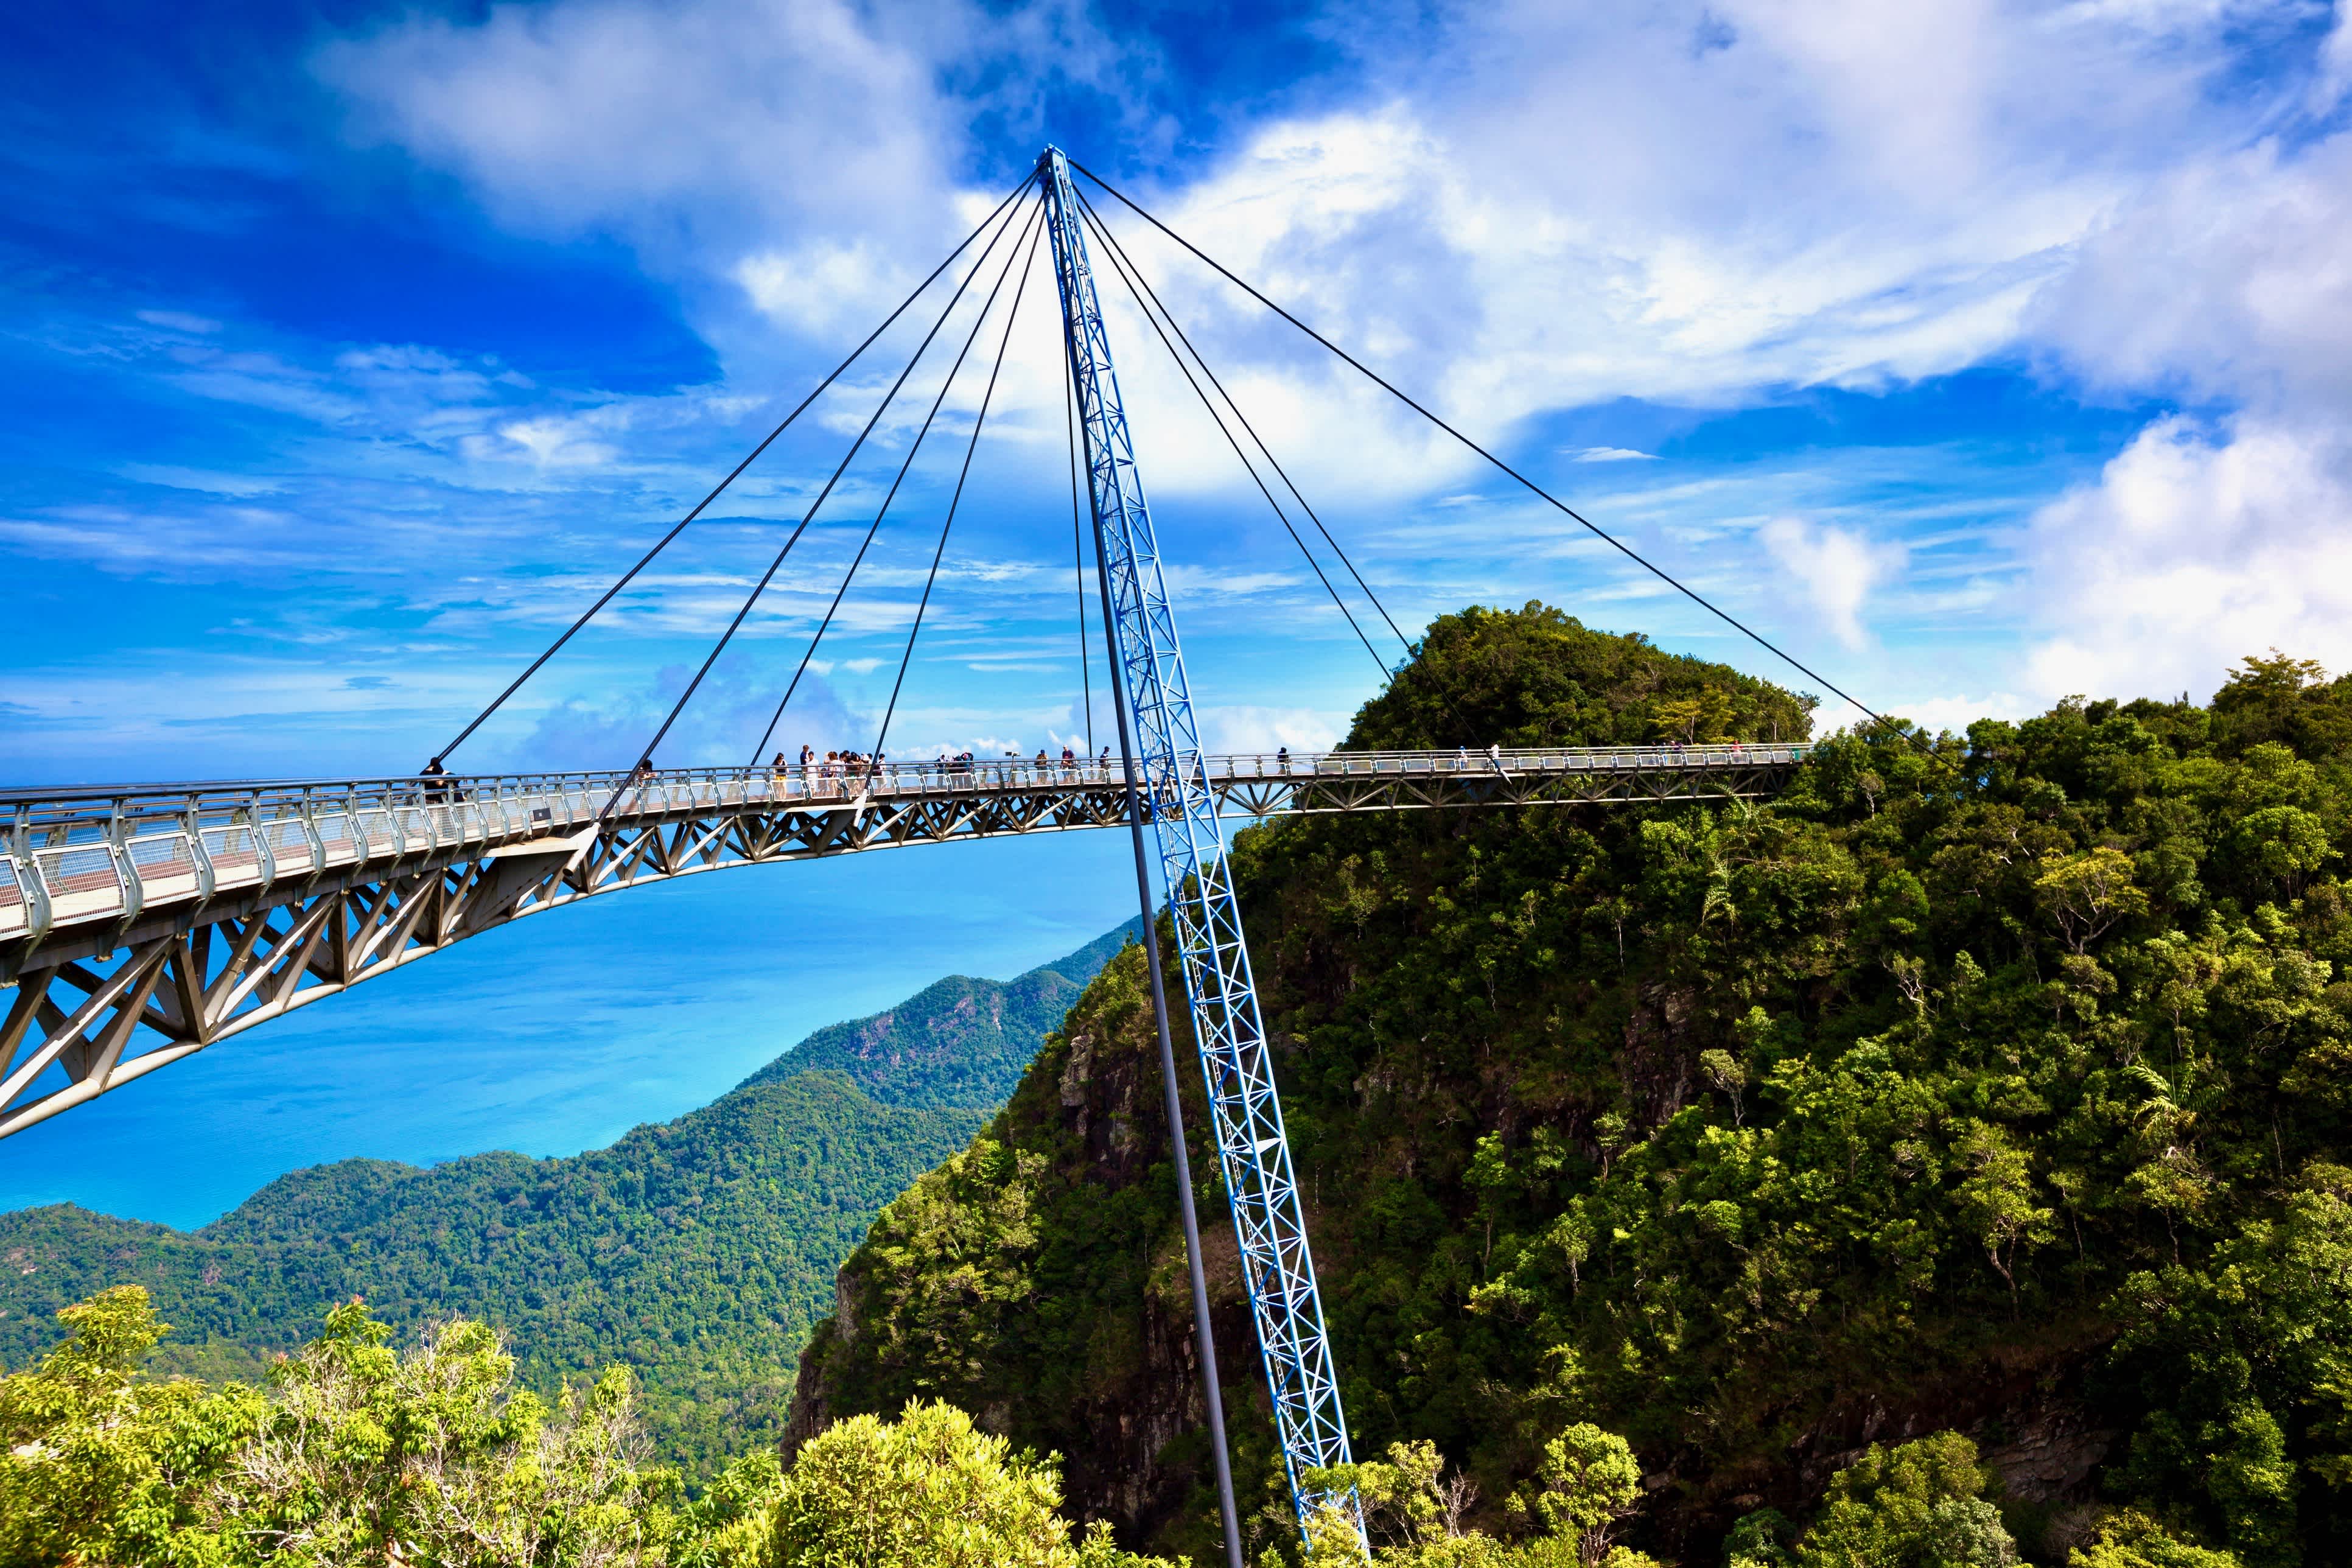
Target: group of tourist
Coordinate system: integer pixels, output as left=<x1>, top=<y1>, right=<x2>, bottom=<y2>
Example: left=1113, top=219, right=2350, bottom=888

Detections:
left=754, top=743, right=1126, bottom=796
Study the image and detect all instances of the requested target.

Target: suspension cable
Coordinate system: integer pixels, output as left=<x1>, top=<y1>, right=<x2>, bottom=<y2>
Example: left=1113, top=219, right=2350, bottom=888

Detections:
left=432, top=172, right=1038, bottom=766
left=1079, top=192, right=1485, bottom=747
left=870, top=212, right=1045, bottom=766
left=1065, top=335, right=1094, bottom=755
left=1075, top=203, right=1395, bottom=682
left=1074, top=186, right=1419, bottom=663
left=601, top=182, right=1041, bottom=814
left=747, top=197, right=1052, bottom=768
left=1068, top=158, right=1913, bottom=742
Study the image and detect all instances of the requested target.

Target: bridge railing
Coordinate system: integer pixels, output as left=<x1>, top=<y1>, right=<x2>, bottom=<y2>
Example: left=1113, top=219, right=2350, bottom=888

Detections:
left=1, top=743, right=1809, bottom=944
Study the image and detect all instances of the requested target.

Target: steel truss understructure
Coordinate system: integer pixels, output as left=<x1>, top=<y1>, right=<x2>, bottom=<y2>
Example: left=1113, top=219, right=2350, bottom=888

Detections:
left=1043, top=144, right=1353, bottom=1520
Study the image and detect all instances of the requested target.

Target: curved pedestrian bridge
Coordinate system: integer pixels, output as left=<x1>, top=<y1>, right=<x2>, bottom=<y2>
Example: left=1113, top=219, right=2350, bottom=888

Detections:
left=0, top=743, right=1805, bottom=1139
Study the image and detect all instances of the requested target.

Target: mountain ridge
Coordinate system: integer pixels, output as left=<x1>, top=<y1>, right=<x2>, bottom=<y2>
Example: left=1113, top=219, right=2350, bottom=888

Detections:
left=0, top=917, right=1138, bottom=1471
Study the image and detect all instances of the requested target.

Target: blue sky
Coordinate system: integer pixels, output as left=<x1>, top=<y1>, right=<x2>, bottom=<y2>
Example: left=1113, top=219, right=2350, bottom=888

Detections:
left=7, top=0, right=2352, bottom=1220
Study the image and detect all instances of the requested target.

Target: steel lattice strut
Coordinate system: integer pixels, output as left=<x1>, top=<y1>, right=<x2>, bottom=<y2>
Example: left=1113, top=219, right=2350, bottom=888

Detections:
left=1039, top=147, right=1354, bottom=1521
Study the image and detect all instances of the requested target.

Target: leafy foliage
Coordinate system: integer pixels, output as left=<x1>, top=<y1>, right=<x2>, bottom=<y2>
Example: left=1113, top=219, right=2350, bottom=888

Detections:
left=1290, top=1430, right=1659, bottom=1568
left=775, top=1399, right=1180, bottom=1567
left=794, top=608, right=2352, bottom=1566
left=1782, top=1431, right=2017, bottom=1567
left=0, top=926, right=1133, bottom=1474
left=1, top=1284, right=673, bottom=1567
left=0, top=1286, right=1175, bottom=1567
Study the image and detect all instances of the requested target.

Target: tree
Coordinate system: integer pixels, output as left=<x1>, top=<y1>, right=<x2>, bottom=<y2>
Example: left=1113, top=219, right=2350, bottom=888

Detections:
left=2070, top=1510, right=2244, bottom=1568
left=1701, top=1049, right=1749, bottom=1127
left=0, top=1287, right=684, bottom=1567
left=2035, top=847, right=2149, bottom=953
left=1951, top=1121, right=2054, bottom=1308
left=1533, top=1424, right=1643, bottom=1567
left=774, top=1399, right=1175, bottom=1568
left=1791, top=1431, right=2017, bottom=1568
left=0, top=1284, right=256, bottom=1567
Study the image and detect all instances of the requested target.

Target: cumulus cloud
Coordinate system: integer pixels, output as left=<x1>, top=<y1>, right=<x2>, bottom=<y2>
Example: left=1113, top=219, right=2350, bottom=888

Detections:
left=2023, top=414, right=2352, bottom=704
left=2034, top=128, right=2352, bottom=412
left=1759, top=516, right=1908, bottom=650
left=1194, top=704, right=1349, bottom=757
left=2006, top=102, right=2352, bottom=702
left=1111, top=0, right=2270, bottom=429
left=317, top=0, right=954, bottom=261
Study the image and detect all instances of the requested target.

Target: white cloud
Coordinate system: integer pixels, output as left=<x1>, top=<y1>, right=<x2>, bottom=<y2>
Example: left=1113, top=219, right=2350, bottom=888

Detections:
left=135, top=309, right=222, bottom=334
left=735, top=240, right=911, bottom=338
left=1194, top=704, right=1348, bottom=756
left=114, top=464, right=285, bottom=496
left=1759, top=516, right=1907, bottom=650
left=492, top=416, right=622, bottom=469
left=1999, top=108, right=2352, bottom=704
left=2034, top=128, right=2352, bottom=412
left=2023, top=413, right=2352, bottom=704
left=1570, top=447, right=1659, bottom=463
left=316, top=0, right=955, bottom=265
left=1880, top=691, right=2036, bottom=735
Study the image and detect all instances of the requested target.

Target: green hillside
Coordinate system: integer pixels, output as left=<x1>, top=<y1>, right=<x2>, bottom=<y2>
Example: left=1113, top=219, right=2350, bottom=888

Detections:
left=791, top=606, right=2352, bottom=1567
left=0, top=918, right=1135, bottom=1472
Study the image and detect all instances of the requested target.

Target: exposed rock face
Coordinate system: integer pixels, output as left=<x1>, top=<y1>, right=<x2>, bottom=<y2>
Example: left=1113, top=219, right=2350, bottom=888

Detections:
left=1981, top=1402, right=2118, bottom=1505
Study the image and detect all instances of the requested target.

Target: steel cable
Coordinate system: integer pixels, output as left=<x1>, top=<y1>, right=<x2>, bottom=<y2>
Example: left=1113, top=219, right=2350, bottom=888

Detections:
left=1074, top=186, right=1421, bottom=664
left=1065, top=335, right=1095, bottom=756
left=1074, top=203, right=1398, bottom=684
left=870, top=211, right=1046, bottom=767
left=747, top=197, right=1053, bottom=768
left=1077, top=191, right=1485, bottom=746
left=600, top=182, right=1042, bottom=816
left=431, top=172, right=1038, bottom=768
left=1068, top=158, right=1917, bottom=744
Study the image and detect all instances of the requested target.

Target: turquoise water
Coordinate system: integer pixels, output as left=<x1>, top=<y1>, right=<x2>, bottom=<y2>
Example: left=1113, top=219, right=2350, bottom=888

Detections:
left=0, top=832, right=1137, bottom=1228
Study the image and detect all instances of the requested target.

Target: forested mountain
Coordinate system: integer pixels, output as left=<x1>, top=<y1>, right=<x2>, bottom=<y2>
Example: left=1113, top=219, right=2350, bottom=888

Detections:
left=791, top=604, right=2352, bottom=1567
left=0, top=918, right=1135, bottom=1472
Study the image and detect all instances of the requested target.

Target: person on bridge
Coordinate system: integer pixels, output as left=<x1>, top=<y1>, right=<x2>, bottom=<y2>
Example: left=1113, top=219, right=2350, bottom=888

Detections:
left=418, top=757, right=450, bottom=803
left=1278, top=746, right=1290, bottom=774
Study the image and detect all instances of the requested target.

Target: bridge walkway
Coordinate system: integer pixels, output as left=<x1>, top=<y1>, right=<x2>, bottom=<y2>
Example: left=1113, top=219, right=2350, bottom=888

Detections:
left=0, top=743, right=1805, bottom=1139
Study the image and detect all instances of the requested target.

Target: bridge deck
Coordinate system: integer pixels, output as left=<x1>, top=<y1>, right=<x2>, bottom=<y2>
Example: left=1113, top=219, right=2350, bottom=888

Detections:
left=0, top=744, right=1805, bottom=1138
left=2, top=746, right=1804, bottom=953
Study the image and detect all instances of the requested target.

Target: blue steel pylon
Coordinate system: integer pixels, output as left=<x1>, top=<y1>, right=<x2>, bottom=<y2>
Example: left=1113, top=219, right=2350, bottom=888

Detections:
left=1038, top=147, right=1355, bottom=1527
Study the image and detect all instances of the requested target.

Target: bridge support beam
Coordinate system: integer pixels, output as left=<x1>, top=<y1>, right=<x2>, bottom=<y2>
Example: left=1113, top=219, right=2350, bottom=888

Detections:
left=1041, top=145, right=1356, bottom=1539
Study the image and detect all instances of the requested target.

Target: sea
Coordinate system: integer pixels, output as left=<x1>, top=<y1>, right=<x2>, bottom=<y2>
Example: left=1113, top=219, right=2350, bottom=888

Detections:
left=0, top=831, right=1138, bottom=1228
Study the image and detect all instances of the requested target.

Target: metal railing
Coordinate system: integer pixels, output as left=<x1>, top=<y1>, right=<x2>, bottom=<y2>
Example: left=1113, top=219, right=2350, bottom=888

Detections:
left=0, top=744, right=1808, bottom=945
